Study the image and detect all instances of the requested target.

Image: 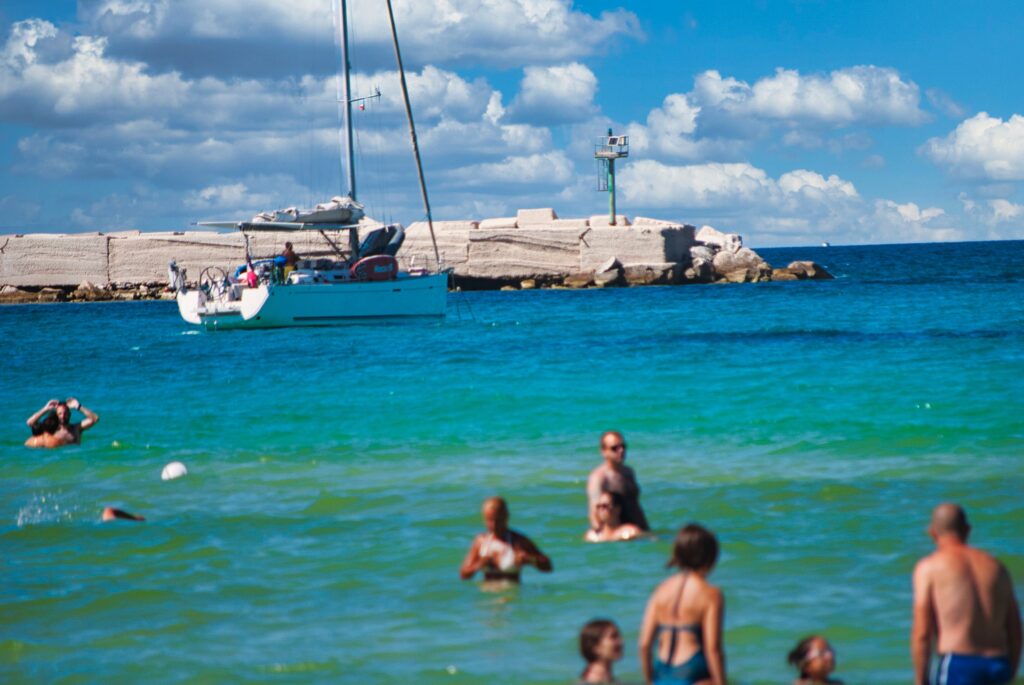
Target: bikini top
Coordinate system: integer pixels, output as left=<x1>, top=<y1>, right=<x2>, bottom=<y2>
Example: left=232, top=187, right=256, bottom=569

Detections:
left=480, top=532, right=519, bottom=573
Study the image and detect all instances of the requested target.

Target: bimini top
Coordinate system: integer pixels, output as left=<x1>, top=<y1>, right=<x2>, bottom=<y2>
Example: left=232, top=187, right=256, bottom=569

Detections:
left=197, top=221, right=361, bottom=232
left=197, top=196, right=366, bottom=231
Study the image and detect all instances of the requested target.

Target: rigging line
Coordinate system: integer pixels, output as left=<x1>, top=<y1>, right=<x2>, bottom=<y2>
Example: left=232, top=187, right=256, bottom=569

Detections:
left=384, top=0, right=440, bottom=267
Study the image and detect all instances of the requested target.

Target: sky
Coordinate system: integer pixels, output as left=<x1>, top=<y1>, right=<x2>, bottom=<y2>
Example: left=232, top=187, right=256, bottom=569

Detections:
left=2, top=0, right=1024, bottom=246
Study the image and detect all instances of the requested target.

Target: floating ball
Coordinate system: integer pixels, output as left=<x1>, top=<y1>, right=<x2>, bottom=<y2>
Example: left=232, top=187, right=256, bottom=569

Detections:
left=161, top=461, right=188, bottom=481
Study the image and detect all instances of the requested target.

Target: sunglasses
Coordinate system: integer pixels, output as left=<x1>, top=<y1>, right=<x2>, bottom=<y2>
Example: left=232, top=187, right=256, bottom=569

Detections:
left=596, top=502, right=612, bottom=510
left=604, top=443, right=626, bottom=451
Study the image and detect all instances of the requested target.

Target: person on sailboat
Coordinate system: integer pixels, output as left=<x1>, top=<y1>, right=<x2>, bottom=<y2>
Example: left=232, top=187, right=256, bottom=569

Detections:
left=281, top=242, right=300, bottom=281
left=24, top=398, right=99, bottom=448
left=460, top=497, right=552, bottom=583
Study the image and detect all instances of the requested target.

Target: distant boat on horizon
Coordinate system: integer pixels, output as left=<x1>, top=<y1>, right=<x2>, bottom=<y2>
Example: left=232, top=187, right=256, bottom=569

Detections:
left=822, top=241, right=831, bottom=247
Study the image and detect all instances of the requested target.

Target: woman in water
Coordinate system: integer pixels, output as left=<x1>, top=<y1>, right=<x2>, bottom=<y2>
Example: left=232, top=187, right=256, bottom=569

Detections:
left=586, top=491, right=645, bottom=542
left=639, top=523, right=726, bottom=685
left=579, top=619, right=624, bottom=683
left=788, top=635, right=841, bottom=684
left=460, top=497, right=552, bottom=583
left=24, top=398, right=99, bottom=448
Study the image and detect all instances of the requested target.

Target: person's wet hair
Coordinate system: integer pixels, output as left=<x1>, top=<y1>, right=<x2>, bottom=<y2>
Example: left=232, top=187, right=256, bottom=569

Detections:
left=668, top=523, right=719, bottom=570
left=601, top=491, right=626, bottom=512
left=33, top=404, right=66, bottom=435
left=788, top=635, right=818, bottom=677
left=579, top=619, right=616, bottom=664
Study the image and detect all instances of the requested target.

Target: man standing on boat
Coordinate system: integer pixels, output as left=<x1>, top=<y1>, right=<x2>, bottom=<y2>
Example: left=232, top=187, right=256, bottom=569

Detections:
left=911, top=503, right=1021, bottom=685
left=281, top=242, right=300, bottom=281
left=587, top=431, right=650, bottom=532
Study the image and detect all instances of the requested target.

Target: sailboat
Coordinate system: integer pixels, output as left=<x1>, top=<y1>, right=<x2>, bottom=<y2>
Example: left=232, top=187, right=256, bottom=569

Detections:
left=173, top=0, right=448, bottom=329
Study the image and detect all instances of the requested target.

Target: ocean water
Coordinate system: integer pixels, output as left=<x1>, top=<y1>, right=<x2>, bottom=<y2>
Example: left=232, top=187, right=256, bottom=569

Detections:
left=1, top=240, right=1022, bottom=684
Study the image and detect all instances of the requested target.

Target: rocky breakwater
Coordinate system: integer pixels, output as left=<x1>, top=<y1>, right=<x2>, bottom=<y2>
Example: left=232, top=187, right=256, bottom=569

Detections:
left=0, top=280, right=174, bottom=304
left=403, top=208, right=697, bottom=289
left=681, top=226, right=834, bottom=285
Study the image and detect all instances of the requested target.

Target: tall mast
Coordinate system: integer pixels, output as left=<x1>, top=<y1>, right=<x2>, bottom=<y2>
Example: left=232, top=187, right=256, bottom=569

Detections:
left=338, top=0, right=356, bottom=200
left=385, top=0, right=440, bottom=267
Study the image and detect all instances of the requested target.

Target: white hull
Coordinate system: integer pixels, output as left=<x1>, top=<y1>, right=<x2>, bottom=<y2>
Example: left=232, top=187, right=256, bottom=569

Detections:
left=177, top=272, right=447, bottom=329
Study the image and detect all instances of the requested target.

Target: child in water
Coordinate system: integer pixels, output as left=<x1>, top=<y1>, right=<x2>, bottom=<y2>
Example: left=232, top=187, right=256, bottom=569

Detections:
left=579, top=619, right=624, bottom=683
left=788, top=635, right=842, bottom=684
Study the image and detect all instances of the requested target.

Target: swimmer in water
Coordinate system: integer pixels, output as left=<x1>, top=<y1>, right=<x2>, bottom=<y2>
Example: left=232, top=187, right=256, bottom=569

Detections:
left=587, top=430, right=650, bottom=533
left=788, top=635, right=842, bottom=684
left=24, top=398, right=99, bottom=448
left=102, top=507, right=145, bottom=522
left=585, top=491, right=646, bottom=542
left=460, top=497, right=552, bottom=583
left=580, top=619, right=625, bottom=683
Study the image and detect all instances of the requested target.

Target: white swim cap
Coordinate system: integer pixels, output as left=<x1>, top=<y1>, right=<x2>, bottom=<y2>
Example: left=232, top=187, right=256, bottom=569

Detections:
left=161, top=461, right=188, bottom=481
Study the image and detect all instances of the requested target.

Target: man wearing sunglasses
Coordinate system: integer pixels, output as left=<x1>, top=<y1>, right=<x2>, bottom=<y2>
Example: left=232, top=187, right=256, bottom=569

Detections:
left=586, top=430, right=649, bottom=532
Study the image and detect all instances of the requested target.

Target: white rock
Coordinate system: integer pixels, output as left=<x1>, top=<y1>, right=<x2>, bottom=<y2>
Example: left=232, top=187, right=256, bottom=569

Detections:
left=588, top=214, right=632, bottom=227
left=596, top=256, right=621, bottom=274
left=161, top=461, right=188, bottom=481
left=478, top=217, right=518, bottom=230
left=516, top=208, right=558, bottom=225
left=695, top=225, right=743, bottom=253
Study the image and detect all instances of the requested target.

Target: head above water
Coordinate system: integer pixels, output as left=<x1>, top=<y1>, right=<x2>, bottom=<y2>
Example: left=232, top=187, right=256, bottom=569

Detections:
left=595, top=491, right=624, bottom=526
left=481, top=497, right=509, bottom=533
left=54, top=401, right=70, bottom=424
left=929, top=502, right=970, bottom=542
left=579, top=619, right=622, bottom=665
left=600, top=430, right=626, bottom=465
left=668, top=523, right=719, bottom=573
left=788, top=635, right=836, bottom=680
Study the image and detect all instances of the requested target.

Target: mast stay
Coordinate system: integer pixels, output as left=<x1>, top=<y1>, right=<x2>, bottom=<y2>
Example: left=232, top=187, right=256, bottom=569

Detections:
left=384, top=0, right=441, bottom=267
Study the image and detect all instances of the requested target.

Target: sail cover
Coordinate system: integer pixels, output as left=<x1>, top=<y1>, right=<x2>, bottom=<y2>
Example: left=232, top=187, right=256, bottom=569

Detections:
left=251, top=196, right=365, bottom=225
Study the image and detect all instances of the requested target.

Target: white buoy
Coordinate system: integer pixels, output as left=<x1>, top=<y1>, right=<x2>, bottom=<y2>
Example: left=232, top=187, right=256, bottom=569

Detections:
left=161, top=461, right=188, bottom=481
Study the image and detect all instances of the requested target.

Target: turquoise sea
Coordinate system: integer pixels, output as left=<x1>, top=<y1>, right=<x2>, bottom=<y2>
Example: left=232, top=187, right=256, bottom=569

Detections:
left=1, top=240, right=1022, bottom=684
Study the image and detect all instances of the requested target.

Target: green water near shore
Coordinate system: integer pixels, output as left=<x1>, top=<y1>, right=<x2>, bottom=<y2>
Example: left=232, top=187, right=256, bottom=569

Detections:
left=1, top=242, right=1022, bottom=683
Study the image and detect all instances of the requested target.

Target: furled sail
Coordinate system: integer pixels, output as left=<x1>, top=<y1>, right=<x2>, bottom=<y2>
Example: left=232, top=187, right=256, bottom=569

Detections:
left=251, top=196, right=365, bottom=225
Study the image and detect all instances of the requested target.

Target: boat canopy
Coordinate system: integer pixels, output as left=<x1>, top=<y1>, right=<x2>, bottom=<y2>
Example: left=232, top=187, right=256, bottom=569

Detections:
left=252, top=196, right=365, bottom=225
left=196, top=196, right=366, bottom=232
left=197, top=221, right=361, bottom=232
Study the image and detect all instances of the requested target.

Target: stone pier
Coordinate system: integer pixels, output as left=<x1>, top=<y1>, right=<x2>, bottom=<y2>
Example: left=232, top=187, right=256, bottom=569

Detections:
left=0, top=207, right=832, bottom=301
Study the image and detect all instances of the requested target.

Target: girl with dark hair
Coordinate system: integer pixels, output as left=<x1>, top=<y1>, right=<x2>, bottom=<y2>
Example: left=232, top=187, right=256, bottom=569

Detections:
left=788, top=635, right=841, bottom=684
left=639, top=523, right=726, bottom=685
left=579, top=619, right=624, bottom=683
left=585, top=491, right=645, bottom=542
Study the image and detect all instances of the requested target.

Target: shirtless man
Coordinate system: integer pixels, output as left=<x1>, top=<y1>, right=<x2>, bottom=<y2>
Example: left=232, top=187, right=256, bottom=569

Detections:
left=587, top=430, right=649, bottom=532
left=460, top=497, right=552, bottom=583
left=25, top=398, right=99, bottom=448
left=912, top=503, right=1021, bottom=685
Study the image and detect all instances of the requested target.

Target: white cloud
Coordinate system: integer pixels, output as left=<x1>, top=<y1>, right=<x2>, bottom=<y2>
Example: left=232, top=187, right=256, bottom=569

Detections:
left=624, top=65, right=925, bottom=161
left=988, top=198, right=1024, bottom=223
left=442, top=151, right=573, bottom=188
left=921, top=112, right=1024, bottom=180
left=616, top=159, right=973, bottom=244
left=507, top=62, right=598, bottom=124
left=695, top=66, right=926, bottom=128
left=77, top=0, right=642, bottom=75
left=620, top=160, right=858, bottom=209
left=926, top=88, right=967, bottom=119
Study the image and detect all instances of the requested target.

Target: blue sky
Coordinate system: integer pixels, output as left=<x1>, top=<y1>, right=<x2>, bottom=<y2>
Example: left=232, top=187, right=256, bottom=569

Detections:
left=2, top=1, right=1024, bottom=245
